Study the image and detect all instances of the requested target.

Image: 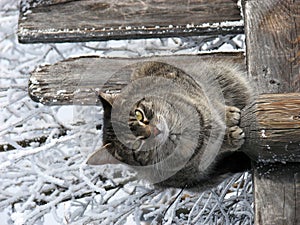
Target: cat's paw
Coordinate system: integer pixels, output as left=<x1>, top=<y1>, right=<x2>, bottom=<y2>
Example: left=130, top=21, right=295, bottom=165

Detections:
left=227, top=126, right=245, bottom=149
left=226, top=106, right=241, bottom=127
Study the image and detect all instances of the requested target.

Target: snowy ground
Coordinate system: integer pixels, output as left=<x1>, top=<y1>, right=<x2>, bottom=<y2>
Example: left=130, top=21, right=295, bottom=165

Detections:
left=0, top=1, right=252, bottom=225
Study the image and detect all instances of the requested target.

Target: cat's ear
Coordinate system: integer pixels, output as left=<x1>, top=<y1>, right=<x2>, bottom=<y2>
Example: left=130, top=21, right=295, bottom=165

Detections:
left=98, top=92, right=118, bottom=106
left=86, top=144, right=121, bottom=165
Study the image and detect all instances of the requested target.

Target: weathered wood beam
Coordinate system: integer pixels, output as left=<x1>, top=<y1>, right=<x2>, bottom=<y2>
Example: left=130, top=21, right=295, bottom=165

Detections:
left=28, top=52, right=245, bottom=105
left=253, top=163, right=300, bottom=225
left=245, top=0, right=300, bottom=93
left=18, top=0, right=244, bottom=43
left=241, top=93, right=300, bottom=162
left=244, top=0, right=300, bottom=224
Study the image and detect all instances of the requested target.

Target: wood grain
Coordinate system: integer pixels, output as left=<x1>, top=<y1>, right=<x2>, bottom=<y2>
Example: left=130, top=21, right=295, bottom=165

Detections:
left=18, top=0, right=243, bottom=43
left=28, top=53, right=246, bottom=105
left=244, top=1, right=300, bottom=224
left=241, top=93, right=300, bottom=162
left=253, top=163, right=300, bottom=225
left=245, top=0, right=300, bottom=93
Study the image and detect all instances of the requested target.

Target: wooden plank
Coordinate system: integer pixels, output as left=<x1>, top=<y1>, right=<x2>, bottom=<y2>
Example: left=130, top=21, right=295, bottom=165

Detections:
left=28, top=52, right=246, bottom=105
left=244, top=0, right=300, bottom=224
left=253, top=163, right=300, bottom=225
left=18, top=0, right=244, bottom=43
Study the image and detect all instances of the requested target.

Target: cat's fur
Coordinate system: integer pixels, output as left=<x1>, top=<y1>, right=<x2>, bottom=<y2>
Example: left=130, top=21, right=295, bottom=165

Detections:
left=87, top=61, right=253, bottom=191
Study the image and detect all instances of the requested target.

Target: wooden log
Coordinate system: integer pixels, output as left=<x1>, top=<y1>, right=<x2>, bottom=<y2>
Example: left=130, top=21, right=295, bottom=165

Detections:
left=244, top=0, right=300, bottom=224
left=244, top=0, right=300, bottom=93
left=241, top=93, right=300, bottom=162
left=18, top=0, right=244, bottom=43
left=28, top=52, right=246, bottom=105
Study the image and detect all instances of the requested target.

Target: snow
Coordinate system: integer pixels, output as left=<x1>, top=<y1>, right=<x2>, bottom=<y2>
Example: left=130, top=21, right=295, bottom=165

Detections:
left=261, top=129, right=267, bottom=138
left=56, top=106, right=74, bottom=124
left=0, top=0, right=253, bottom=224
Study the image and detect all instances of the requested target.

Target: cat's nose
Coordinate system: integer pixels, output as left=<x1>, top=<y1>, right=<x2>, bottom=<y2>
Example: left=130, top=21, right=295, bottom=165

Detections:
left=151, top=126, right=161, bottom=137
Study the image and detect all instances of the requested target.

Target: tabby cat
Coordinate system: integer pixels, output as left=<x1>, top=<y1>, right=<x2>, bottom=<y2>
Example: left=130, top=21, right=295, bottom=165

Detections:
left=87, top=61, right=253, bottom=191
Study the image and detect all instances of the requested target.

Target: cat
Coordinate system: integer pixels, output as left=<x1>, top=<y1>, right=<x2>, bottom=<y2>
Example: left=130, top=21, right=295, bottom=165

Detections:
left=87, top=60, right=253, bottom=191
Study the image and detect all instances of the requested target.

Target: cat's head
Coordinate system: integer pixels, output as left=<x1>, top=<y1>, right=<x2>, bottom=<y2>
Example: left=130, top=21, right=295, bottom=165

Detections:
left=128, top=97, right=171, bottom=155
left=91, top=90, right=199, bottom=163
left=87, top=88, right=202, bottom=175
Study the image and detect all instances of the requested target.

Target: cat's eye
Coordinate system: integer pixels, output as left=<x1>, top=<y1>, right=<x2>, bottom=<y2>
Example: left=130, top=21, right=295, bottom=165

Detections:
left=135, top=109, right=144, bottom=122
left=132, top=139, right=143, bottom=150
